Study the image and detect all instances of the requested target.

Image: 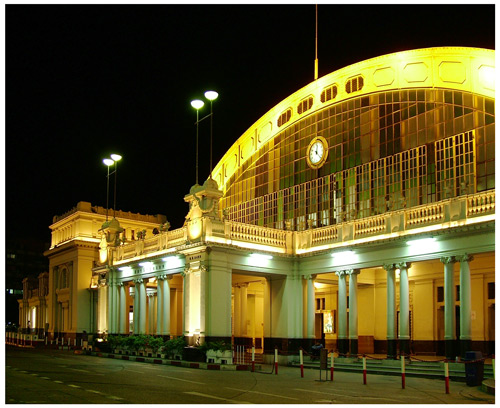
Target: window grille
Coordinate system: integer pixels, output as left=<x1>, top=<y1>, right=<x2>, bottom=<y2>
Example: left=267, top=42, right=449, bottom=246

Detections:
left=320, top=85, right=338, bottom=103
left=298, top=96, right=313, bottom=114
left=346, top=76, right=364, bottom=94
left=277, top=109, right=292, bottom=127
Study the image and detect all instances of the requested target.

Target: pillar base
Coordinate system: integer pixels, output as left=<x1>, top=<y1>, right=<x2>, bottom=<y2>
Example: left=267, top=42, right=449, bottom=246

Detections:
left=399, top=339, right=410, bottom=356
left=387, top=339, right=398, bottom=359
left=445, top=339, right=458, bottom=360
left=349, top=338, right=358, bottom=356
left=338, top=338, right=349, bottom=356
left=460, top=339, right=472, bottom=358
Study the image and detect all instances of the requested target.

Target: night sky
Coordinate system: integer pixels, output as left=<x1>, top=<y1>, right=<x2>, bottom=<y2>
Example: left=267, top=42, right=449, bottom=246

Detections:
left=5, top=3, right=495, bottom=244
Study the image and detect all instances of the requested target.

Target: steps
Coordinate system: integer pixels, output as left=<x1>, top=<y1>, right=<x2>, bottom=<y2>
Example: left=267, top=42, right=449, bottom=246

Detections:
left=292, top=357, right=495, bottom=381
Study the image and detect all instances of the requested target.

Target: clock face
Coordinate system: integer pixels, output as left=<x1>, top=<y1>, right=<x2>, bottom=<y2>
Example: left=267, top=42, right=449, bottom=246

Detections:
left=306, top=136, right=328, bottom=169
left=309, top=141, right=324, bottom=164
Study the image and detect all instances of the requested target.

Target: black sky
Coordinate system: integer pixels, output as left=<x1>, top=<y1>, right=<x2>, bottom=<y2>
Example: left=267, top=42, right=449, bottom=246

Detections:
left=5, top=4, right=495, bottom=244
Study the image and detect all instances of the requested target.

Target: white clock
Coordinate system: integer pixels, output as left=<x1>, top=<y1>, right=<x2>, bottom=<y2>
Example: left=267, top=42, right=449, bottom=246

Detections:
left=306, top=136, right=328, bottom=169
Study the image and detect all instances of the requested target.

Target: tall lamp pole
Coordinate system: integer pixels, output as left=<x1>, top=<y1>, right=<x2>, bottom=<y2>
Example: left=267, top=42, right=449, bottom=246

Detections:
left=102, top=153, right=122, bottom=221
left=110, top=154, right=122, bottom=217
left=103, top=158, right=114, bottom=222
left=204, top=91, right=218, bottom=178
left=190, top=99, right=204, bottom=185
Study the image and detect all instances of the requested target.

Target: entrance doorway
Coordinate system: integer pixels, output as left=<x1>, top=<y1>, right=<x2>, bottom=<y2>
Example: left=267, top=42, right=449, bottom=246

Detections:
left=232, top=273, right=265, bottom=351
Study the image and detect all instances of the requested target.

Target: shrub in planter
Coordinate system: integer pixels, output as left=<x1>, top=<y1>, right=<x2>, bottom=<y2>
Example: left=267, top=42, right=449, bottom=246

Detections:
left=149, top=336, right=164, bottom=357
left=164, top=336, right=187, bottom=360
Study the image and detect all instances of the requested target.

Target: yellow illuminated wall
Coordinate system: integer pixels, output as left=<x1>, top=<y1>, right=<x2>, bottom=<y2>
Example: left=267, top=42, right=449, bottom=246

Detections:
left=213, top=47, right=495, bottom=231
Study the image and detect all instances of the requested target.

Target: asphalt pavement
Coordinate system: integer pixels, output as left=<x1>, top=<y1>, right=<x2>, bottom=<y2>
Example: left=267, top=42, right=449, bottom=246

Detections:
left=5, top=346, right=495, bottom=404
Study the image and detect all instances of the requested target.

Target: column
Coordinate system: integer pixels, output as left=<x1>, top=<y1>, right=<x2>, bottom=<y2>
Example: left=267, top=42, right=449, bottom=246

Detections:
left=148, top=293, right=154, bottom=334
left=182, top=269, right=190, bottom=336
left=107, top=281, right=114, bottom=334
left=133, top=279, right=140, bottom=334
left=397, top=262, right=411, bottom=356
left=336, top=270, right=348, bottom=356
left=97, top=281, right=107, bottom=334
left=200, top=266, right=207, bottom=342
left=67, top=262, right=73, bottom=333
left=440, top=256, right=457, bottom=359
left=384, top=264, right=397, bottom=359
left=112, top=279, right=119, bottom=333
left=139, top=279, right=147, bottom=334
left=305, top=275, right=315, bottom=339
left=241, top=283, right=248, bottom=337
left=119, top=283, right=127, bottom=334
left=162, top=277, right=171, bottom=336
left=156, top=277, right=163, bottom=335
left=459, top=253, right=473, bottom=357
left=234, top=285, right=241, bottom=337
left=348, top=269, right=360, bottom=355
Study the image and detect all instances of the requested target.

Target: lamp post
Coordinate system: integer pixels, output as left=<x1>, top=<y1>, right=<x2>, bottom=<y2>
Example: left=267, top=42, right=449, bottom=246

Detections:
left=190, top=99, right=204, bottom=185
left=204, top=91, right=218, bottom=178
left=102, top=154, right=122, bottom=221
left=110, top=154, right=122, bottom=218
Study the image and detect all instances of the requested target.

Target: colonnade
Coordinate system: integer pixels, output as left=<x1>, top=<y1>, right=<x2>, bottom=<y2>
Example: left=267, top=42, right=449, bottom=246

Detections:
left=99, top=276, right=173, bottom=336
left=305, top=254, right=475, bottom=359
left=441, top=254, right=474, bottom=358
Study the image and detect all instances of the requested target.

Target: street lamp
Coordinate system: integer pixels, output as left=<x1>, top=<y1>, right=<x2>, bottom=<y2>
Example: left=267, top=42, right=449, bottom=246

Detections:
left=204, top=90, right=218, bottom=178
left=190, top=99, right=204, bottom=185
left=102, top=154, right=122, bottom=221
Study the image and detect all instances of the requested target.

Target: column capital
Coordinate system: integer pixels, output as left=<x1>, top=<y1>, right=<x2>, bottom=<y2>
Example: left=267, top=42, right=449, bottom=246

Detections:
left=133, top=278, right=143, bottom=284
left=181, top=267, right=190, bottom=277
left=303, top=274, right=317, bottom=281
left=440, top=256, right=456, bottom=265
left=458, top=253, right=474, bottom=263
left=335, top=270, right=348, bottom=277
left=395, top=262, right=411, bottom=270
left=346, top=269, right=360, bottom=276
left=116, top=282, right=124, bottom=287
left=383, top=263, right=395, bottom=272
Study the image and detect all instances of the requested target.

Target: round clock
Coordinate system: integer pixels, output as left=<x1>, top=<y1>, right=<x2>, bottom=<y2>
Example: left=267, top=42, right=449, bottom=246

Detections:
left=306, top=136, right=329, bottom=169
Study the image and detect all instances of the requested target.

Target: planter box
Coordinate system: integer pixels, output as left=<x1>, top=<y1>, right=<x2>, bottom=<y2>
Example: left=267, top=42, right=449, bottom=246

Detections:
left=206, top=350, right=233, bottom=364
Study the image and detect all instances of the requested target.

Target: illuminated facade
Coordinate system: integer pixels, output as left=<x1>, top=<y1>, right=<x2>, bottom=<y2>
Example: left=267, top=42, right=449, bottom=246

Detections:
left=20, top=47, right=494, bottom=360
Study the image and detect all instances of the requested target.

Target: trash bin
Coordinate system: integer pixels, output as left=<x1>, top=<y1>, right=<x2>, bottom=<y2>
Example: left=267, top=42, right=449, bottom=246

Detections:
left=464, top=351, right=484, bottom=386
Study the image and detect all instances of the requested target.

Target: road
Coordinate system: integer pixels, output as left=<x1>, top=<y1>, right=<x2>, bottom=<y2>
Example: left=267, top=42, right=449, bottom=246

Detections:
left=5, top=346, right=494, bottom=404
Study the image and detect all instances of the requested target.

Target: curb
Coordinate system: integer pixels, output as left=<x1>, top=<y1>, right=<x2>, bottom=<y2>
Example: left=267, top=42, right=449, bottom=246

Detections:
left=84, top=350, right=261, bottom=371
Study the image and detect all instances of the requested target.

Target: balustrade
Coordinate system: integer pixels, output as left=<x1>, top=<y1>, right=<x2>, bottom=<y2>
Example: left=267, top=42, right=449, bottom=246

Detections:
left=467, top=191, right=495, bottom=216
left=108, top=191, right=494, bottom=262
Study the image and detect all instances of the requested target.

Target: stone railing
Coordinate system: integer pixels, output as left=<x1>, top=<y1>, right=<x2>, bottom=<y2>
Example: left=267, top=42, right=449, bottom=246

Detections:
left=226, top=221, right=287, bottom=248
left=467, top=191, right=495, bottom=216
left=111, top=190, right=494, bottom=262
left=311, top=225, right=339, bottom=246
left=354, top=216, right=386, bottom=237
left=406, top=203, right=444, bottom=227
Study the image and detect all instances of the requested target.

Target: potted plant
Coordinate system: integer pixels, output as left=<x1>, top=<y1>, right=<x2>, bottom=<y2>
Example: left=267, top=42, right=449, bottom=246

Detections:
left=164, top=336, right=186, bottom=360
left=205, top=341, right=233, bottom=364
left=149, top=336, right=164, bottom=358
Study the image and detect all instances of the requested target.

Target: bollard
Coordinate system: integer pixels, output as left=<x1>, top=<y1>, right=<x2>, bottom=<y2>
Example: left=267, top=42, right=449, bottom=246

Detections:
left=243, top=346, right=246, bottom=364
left=275, top=348, right=278, bottom=375
left=444, top=361, right=450, bottom=394
left=363, top=355, right=367, bottom=384
left=401, top=355, right=405, bottom=389
left=45, top=337, right=48, bottom=346
left=252, top=346, right=255, bottom=372
left=300, top=349, right=304, bottom=378
left=330, top=352, right=334, bottom=381
left=74, top=338, right=77, bottom=347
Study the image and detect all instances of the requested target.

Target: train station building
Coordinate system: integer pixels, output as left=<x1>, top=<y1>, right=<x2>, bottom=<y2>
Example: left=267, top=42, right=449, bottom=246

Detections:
left=19, top=47, right=495, bottom=360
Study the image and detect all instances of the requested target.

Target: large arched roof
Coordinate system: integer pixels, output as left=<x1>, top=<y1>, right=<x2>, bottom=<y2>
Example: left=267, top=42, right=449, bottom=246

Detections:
left=213, top=47, right=494, bottom=194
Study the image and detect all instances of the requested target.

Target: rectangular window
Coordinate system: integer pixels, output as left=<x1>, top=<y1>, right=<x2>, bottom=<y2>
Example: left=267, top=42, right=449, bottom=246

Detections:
left=437, top=286, right=444, bottom=302
left=488, top=282, right=495, bottom=300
